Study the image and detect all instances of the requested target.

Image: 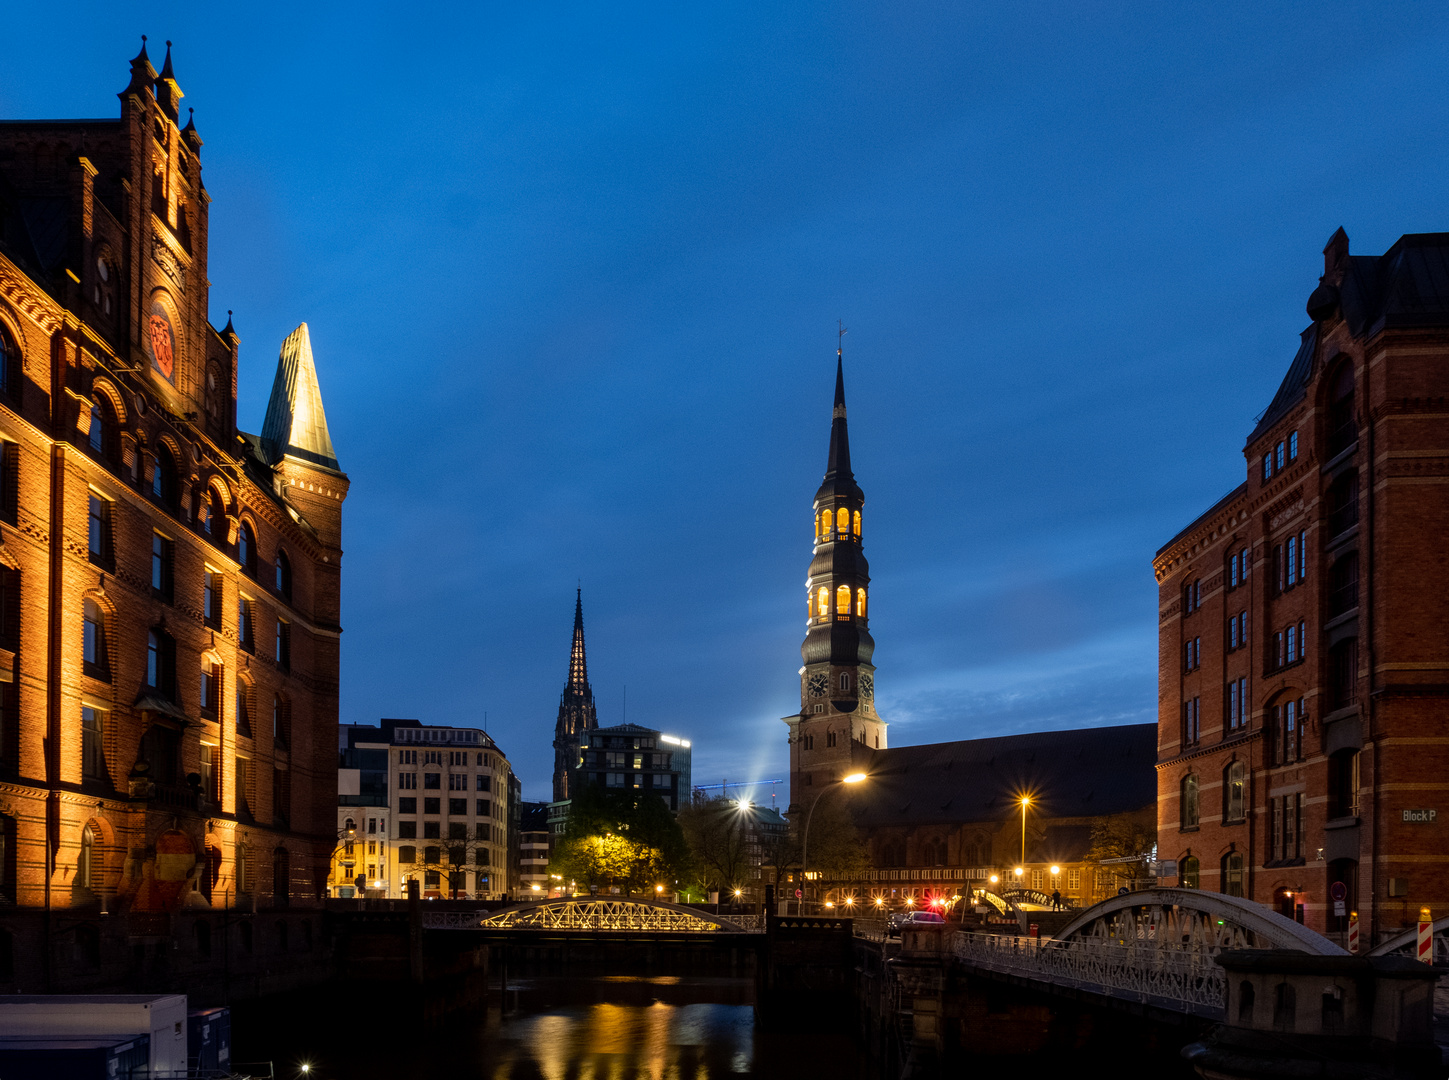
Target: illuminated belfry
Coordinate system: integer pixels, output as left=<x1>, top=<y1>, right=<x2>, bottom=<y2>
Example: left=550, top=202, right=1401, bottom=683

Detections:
left=785, top=348, right=887, bottom=816
left=553, top=589, right=599, bottom=801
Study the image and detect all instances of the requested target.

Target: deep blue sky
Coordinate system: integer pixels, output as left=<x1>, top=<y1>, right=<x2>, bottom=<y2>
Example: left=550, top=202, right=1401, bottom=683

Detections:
left=8, top=4, right=1449, bottom=803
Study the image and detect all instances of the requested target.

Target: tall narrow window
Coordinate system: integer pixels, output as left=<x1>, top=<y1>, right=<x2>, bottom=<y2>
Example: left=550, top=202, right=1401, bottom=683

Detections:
left=0, top=441, right=17, bottom=525
left=200, top=743, right=220, bottom=804
left=152, top=446, right=177, bottom=510
left=82, top=706, right=105, bottom=782
left=238, top=596, right=255, bottom=651
left=816, top=587, right=828, bottom=618
left=0, top=328, right=15, bottom=398
left=1276, top=441, right=1285, bottom=471
left=88, top=397, right=113, bottom=461
left=151, top=532, right=173, bottom=601
left=819, top=510, right=830, bottom=538
left=1180, top=856, right=1200, bottom=889
left=83, top=599, right=108, bottom=680
left=275, top=551, right=292, bottom=600
left=200, top=661, right=219, bottom=717
left=0, top=569, right=16, bottom=651
left=87, top=494, right=111, bottom=566
left=836, top=585, right=851, bottom=615
left=236, top=758, right=252, bottom=817
left=238, top=522, right=256, bottom=576
left=1288, top=430, right=1298, bottom=461
left=1327, top=362, right=1356, bottom=457
left=1222, top=852, right=1245, bottom=897
left=1227, top=679, right=1238, bottom=727
left=1225, top=761, right=1246, bottom=823
left=852, top=510, right=861, bottom=536
left=1286, top=623, right=1297, bottom=664
left=1228, top=552, right=1239, bottom=588
left=856, top=588, right=866, bottom=617
left=1263, top=453, right=1273, bottom=480
left=146, top=629, right=175, bottom=698
left=204, top=569, right=221, bottom=628
left=1327, top=472, right=1359, bottom=537
left=1181, top=774, right=1199, bottom=828
left=1285, top=700, right=1298, bottom=761
left=273, top=767, right=291, bottom=826
left=276, top=619, right=291, bottom=670
left=78, top=825, right=96, bottom=890
left=1286, top=536, right=1297, bottom=586
left=236, top=682, right=252, bottom=737
left=836, top=507, right=848, bottom=535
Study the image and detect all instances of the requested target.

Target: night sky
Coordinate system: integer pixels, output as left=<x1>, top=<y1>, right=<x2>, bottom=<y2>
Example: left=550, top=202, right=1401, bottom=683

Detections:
left=7, top=4, right=1449, bottom=804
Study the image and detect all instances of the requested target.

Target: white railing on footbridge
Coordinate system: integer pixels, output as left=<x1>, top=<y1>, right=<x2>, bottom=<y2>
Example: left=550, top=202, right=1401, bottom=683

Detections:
left=420, top=898, right=765, bottom=933
left=952, top=932, right=1226, bottom=1017
left=948, top=888, right=1347, bottom=1020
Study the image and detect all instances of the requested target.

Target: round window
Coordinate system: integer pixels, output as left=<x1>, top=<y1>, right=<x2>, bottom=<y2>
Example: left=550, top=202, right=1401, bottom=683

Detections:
left=147, top=303, right=175, bottom=383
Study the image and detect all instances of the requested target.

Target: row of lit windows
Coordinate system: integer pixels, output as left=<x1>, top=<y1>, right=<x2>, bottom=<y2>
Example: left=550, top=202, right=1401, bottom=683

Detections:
left=1174, top=854, right=1246, bottom=897
left=1262, top=430, right=1299, bottom=480
left=813, top=585, right=867, bottom=618
left=814, top=508, right=861, bottom=540
left=397, top=772, right=494, bottom=792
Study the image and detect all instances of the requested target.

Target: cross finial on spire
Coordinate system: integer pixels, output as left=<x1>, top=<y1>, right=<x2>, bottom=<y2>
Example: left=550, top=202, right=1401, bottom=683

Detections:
left=838, top=319, right=847, bottom=356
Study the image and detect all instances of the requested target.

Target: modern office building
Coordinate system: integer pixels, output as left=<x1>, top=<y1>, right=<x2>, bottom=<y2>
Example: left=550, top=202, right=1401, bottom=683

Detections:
left=1154, top=229, right=1449, bottom=942
left=577, top=723, right=693, bottom=812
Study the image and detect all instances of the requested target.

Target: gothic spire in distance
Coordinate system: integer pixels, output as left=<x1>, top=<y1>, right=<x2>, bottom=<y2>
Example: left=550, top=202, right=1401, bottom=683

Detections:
left=553, top=588, right=598, bottom=802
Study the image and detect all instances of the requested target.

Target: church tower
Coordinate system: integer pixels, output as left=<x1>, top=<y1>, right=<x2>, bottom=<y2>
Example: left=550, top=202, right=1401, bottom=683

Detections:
left=553, top=589, right=599, bottom=801
left=785, top=349, right=887, bottom=817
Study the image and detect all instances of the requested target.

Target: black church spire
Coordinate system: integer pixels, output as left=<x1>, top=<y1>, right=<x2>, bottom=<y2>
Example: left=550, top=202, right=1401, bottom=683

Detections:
left=553, top=589, right=598, bottom=802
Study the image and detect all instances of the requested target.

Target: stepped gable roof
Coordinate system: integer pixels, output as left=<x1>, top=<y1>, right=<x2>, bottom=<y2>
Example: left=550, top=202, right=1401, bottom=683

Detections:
left=849, top=723, right=1157, bottom=830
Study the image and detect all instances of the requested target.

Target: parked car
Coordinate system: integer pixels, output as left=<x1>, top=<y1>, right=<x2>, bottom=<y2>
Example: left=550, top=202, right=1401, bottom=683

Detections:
left=886, top=910, right=945, bottom=936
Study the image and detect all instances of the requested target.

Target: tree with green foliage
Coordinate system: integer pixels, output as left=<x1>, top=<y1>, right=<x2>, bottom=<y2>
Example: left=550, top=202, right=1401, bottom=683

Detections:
left=549, top=784, right=694, bottom=896
left=803, top=792, right=871, bottom=885
left=678, top=795, right=753, bottom=894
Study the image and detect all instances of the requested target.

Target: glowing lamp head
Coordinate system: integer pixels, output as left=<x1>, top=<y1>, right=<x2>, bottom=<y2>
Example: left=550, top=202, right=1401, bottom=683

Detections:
left=824, top=901, right=834, bottom=908
left=1020, top=796, right=1031, bottom=807
left=733, top=889, right=742, bottom=897
left=656, top=884, right=664, bottom=893
left=531, top=884, right=541, bottom=892
left=844, top=896, right=854, bottom=905
left=1422, top=907, right=1433, bottom=922
left=842, top=773, right=867, bottom=784
left=905, top=897, right=915, bottom=906
left=1014, top=867, right=1024, bottom=878
left=989, top=874, right=999, bottom=884
left=1050, top=866, right=1060, bottom=876
left=874, top=897, right=884, bottom=906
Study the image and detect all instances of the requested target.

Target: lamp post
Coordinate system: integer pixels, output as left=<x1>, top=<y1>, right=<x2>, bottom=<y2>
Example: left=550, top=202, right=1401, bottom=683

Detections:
left=800, top=772, right=867, bottom=914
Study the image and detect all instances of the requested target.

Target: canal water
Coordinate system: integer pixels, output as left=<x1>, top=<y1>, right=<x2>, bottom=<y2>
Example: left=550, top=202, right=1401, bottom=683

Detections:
left=238, top=975, right=870, bottom=1079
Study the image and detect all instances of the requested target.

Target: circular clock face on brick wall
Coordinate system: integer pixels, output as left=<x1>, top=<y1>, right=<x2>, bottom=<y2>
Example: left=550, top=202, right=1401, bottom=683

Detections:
left=808, top=673, right=828, bottom=698
left=859, top=675, right=874, bottom=700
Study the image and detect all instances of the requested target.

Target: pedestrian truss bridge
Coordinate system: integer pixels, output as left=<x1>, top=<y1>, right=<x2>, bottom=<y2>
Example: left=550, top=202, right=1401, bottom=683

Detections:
left=949, top=889, right=1347, bottom=1020
left=421, top=897, right=766, bottom=933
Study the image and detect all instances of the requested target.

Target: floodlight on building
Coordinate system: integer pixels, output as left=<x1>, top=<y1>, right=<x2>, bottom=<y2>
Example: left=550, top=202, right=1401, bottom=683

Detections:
left=843, top=773, right=867, bottom=784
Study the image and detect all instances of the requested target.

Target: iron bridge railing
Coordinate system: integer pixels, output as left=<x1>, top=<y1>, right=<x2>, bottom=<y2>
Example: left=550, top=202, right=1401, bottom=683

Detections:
left=951, top=931, right=1226, bottom=1019
left=420, top=900, right=766, bottom=933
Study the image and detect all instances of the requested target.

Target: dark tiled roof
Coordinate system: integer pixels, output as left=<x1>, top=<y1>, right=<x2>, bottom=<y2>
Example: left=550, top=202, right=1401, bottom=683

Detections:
left=1155, top=481, right=1248, bottom=558
left=1245, top=326, right=1318, bottom=446
left=848, top=723, right=1157, bottom=830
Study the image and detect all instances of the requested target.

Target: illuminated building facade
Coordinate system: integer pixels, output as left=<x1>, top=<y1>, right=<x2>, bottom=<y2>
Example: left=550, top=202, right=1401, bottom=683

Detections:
left=784, top=350, right=887, bottom=819
left=0, top=42, right=346, bottom=986
left=552, top=589, right=597, bottom=802
left=1155, top=229, right=1449, bottom=942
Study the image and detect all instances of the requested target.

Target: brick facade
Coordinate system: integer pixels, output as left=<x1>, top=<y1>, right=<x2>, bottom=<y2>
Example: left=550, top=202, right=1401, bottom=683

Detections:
left=1154, top=228, right=1449, bottom=944
left=0, top=42, right=346, bottom=987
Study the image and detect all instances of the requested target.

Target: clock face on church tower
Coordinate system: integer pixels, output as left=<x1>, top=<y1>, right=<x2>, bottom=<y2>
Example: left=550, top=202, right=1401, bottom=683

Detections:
left=859, top=674, right=874, bottom=701
left=807, top=673, right=828, bottom=698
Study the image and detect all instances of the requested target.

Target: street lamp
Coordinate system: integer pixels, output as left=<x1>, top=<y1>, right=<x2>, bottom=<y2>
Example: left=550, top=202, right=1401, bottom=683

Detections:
left=1019, top=796, right=1031, bottom=871
left=799, top=772, right=867, bottom=914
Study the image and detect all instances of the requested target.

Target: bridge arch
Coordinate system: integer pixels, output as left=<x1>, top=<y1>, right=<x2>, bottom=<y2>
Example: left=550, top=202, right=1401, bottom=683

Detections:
left=457, top=897, right=754, bottom=932
left=1368, top=915, right=1449, bottom=962
left=1051, top=888, right=1347, bottom=954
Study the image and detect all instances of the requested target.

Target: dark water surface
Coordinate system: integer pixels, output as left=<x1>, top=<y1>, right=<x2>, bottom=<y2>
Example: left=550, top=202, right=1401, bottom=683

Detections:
left=239, top=975, right=869, bottom=1080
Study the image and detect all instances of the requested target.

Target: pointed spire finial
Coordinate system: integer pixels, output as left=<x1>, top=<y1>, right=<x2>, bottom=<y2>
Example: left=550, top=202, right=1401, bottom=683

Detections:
left=221, top=310, right=235, bottom=337
left=124, top=34, right=157, bottom=96
left=155, top=39, right=183, bottom=120
left=568, top=589, right=589, bottom=692
left=262, top=323, right=340, bottom=471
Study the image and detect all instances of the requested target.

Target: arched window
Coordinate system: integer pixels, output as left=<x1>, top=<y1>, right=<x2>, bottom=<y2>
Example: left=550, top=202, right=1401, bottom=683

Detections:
left=1327, top=361, right=1356, bottom=457
left=1180, top=855, right=1200, bottom=889
left=78, top=825, right=96, bottom=890
left=275, top=550, right=291, bottom=599
left=203, top=489, right=226, bottom=537
left=238, top=522, right=256, bottom=576
left=0, top=324, right=16, bottom=396
left=836, top=585, right=851, bottom=614
left=839, top=672, right=851, bottom=692
left=814, top=513, right=822, bottom=540
left=856, top=588, right=866, bottom=617
left=816, top=587, right=829, bottom=618
left=344, top=818, right=355, bottom=834
left=1224, top=761, right=1246, bottom=823
left=1222, top=851, right=1245, bottom=898
left=836, top=508, right=849, bottom=534
left=88, top=400, right=106, bottom=456
left=819, top=510, right=830, bottom=538
left=236, top=679, right=253, bottom=737
left=151, top=445, right=178, bottom=510
left=1181, top=774, right=1199, bottom=829
left=83, top=599, right=107, bottom=679
left=853, top=510, right=861, bottom=537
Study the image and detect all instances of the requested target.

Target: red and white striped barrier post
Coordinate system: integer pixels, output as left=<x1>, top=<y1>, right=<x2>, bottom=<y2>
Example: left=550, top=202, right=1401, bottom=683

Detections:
left=1417, top=908, right=1433, bottom=964
left=1348, top=913, right=1359, bottom=954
